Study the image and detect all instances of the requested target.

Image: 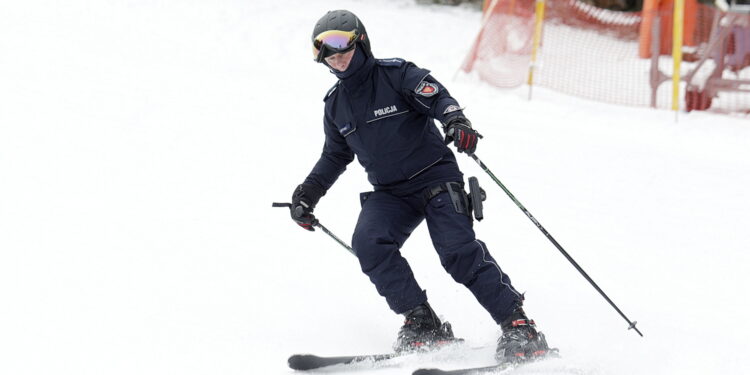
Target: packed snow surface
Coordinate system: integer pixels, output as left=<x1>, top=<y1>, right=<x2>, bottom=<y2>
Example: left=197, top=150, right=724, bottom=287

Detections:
left=1, top=1, right=748, bottom=374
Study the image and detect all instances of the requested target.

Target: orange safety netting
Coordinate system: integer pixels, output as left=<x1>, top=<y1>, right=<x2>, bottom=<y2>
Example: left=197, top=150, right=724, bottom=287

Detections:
left=461, top=0, right=750, bottom=113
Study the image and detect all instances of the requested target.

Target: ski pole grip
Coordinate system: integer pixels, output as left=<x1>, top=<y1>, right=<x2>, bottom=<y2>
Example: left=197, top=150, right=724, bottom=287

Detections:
left=273, top=202, right=313, bottom=221
left=294, top=205, right=305, bottom=218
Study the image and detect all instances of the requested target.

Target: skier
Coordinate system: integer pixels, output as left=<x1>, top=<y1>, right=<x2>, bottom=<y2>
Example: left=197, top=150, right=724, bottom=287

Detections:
left=288, top=9, right=550, bottom=363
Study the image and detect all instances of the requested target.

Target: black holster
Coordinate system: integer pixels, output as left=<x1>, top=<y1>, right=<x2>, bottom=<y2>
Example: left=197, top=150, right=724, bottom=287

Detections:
left=468, top=177, right=485, bottom=221
left=423, top=178, right=486, bottom=221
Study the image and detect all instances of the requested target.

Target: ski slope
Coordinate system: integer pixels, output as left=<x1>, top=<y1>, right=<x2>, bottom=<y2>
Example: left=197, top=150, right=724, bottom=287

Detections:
left=1, top=1, right=749, bottom=374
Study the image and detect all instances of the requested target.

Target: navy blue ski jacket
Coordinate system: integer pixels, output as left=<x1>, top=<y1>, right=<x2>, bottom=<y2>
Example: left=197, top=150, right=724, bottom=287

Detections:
left=304, top=52, right=465, bottom=195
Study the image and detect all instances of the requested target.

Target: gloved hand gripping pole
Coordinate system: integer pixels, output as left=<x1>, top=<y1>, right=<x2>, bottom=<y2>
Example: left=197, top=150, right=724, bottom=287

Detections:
left=272, top=202, right=356, bottom=256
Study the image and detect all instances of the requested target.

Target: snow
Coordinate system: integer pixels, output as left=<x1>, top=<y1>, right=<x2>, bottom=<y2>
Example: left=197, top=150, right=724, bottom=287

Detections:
left=1, top=0, right=749, bottom=374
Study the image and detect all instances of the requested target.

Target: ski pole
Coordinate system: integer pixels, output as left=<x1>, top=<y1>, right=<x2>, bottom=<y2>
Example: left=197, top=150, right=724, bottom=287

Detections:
left=467, top=153, right=643, bottom=337
left=272, top=202, right=356, bottom=256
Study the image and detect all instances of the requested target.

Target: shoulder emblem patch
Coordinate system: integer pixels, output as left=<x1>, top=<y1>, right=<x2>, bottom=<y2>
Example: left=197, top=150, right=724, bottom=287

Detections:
left=415, top=81, right=438, bottom=97
left=443, top=105, right=463, bottom=114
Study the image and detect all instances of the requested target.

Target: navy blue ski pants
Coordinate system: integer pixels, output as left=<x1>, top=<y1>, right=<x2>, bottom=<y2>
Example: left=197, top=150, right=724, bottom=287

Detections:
left=352, top=187, right=522, bottom=324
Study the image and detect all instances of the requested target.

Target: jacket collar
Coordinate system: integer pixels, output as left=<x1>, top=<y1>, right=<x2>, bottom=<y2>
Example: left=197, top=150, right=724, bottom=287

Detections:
left=332, top=48, right=375, bottom=91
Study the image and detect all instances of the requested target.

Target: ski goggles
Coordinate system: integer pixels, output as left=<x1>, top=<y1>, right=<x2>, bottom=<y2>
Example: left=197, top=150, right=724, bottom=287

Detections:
left=312, top=29, right=358, bottom=62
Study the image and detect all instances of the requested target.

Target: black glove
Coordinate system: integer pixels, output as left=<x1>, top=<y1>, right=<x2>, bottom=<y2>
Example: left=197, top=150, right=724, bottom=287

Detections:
left=444, top=116, right=482, bottom=154
left=290, top=183, right=326, bottom=231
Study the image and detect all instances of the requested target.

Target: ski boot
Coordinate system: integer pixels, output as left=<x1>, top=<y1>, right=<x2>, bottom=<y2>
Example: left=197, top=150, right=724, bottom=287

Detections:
left=393, top=302, right=458, bottom=353
left=495, top=306, right=551, bottom=364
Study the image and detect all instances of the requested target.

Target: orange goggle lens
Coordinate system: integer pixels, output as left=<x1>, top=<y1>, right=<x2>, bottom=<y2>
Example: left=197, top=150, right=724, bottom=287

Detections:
left=312, top=29, right=358, bottom=61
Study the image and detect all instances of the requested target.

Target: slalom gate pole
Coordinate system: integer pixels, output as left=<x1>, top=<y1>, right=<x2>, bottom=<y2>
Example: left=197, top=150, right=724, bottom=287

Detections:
left=672, top=0, right=685, bottom=121
left=467, top=153, right=643, bottom=337
left=272, top=202, right=355, bottom=256
left=527, top=0, right=546, bottom=100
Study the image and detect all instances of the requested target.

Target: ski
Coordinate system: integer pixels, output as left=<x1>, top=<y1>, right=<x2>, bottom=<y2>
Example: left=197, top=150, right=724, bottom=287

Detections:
left=288, top=339, right=482, bottom=371
left=412, top=348, right=560, bottom=375
left=412, top=363, right=513, bottom=375
left=288, top=352, right=401, bottom=370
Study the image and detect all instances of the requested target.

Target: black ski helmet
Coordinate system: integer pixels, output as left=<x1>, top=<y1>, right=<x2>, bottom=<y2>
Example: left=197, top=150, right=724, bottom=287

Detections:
left=311, top=10, right=372, bottom=62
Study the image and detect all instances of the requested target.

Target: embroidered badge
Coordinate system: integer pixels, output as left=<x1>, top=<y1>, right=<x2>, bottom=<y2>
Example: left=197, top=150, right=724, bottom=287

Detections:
left=443, top=105, right=463, bottom=114
left=415, top=81, right=439, bottom=97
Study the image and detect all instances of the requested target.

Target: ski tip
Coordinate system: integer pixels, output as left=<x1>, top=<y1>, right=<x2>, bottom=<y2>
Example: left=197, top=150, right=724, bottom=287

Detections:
left=413, top=369, right=446, bottom=375
left=288, top=354, right=316, bottom=370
